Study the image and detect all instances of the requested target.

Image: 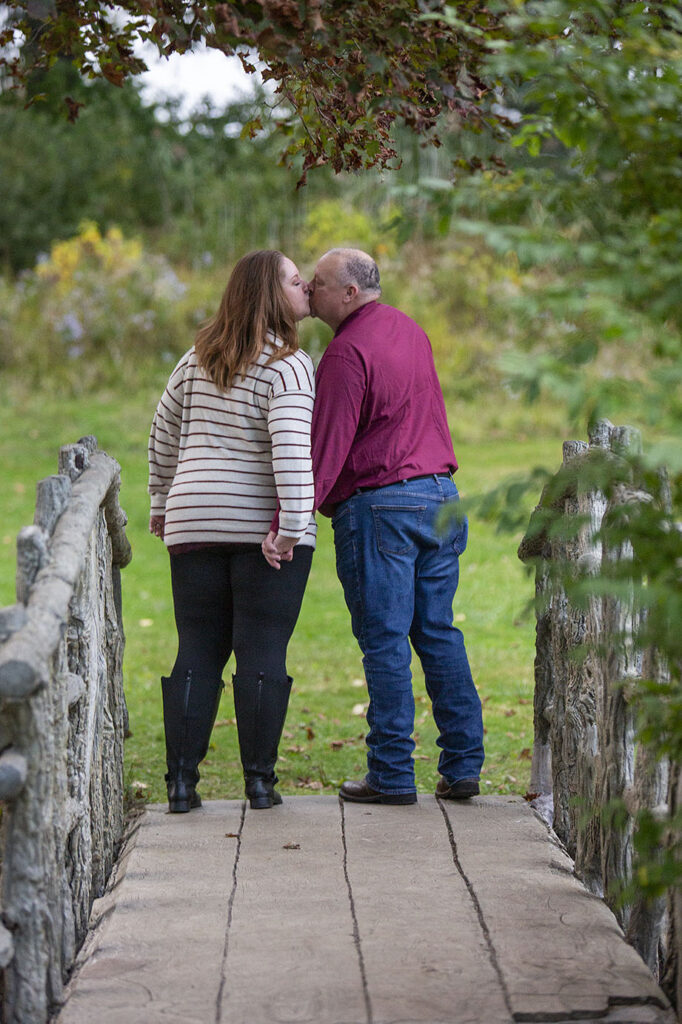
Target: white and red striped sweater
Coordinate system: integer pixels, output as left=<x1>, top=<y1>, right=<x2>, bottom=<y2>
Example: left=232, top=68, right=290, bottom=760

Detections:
left=148, top=340, right=316, bottom=549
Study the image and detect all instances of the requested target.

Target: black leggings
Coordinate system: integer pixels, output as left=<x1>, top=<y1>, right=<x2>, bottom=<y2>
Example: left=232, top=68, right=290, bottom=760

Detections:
left=168, top=545, right=313, bottom=683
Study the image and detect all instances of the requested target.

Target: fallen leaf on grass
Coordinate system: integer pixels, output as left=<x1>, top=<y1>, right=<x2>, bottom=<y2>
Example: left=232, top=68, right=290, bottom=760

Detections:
left=295, top=778, right=323, bottom=790
left=523, top=792, right=540, bottom=802
left=504, top=709, right=517, bottom=718
left=352, top=703, right=367, bottom=716
left=214, top=717, right=236, bottom=728
left=518, top=748, right=532, bottom=761
left=286, top=745, right=305, bottom=754
left=351, top=678, right=365, bottom=688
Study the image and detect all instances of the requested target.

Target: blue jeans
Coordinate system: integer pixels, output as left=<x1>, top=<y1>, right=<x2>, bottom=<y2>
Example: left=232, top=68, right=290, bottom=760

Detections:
left=332, top=475, right=484, bottom=795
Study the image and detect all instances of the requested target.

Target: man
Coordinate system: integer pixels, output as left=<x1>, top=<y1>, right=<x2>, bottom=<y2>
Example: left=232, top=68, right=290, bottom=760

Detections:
left=264, top=248, right=484, bottom=804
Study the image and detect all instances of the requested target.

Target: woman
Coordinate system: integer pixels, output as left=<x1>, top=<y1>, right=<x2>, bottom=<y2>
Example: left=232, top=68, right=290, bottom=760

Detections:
left=148, top=250, right=315, bottom=812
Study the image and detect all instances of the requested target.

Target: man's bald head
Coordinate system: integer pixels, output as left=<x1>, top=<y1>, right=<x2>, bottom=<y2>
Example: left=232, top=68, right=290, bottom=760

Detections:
left=321, top=248, right=381, bottom=297
left=310, top=248, right=382, bottom=330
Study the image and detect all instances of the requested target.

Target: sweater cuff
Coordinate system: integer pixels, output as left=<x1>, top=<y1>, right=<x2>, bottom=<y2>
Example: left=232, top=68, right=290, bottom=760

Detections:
left=278, top=511, right=309, bottom=539
left=149, top=493, right=167, bottom=515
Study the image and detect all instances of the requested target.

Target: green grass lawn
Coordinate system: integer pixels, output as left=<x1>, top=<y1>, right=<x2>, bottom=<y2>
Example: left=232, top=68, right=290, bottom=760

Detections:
left=0, top=376, right=565, bottom=803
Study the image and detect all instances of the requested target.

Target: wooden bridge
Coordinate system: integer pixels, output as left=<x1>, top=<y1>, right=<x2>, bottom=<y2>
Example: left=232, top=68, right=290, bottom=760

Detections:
left=0, top=429, right=678, bottom=1023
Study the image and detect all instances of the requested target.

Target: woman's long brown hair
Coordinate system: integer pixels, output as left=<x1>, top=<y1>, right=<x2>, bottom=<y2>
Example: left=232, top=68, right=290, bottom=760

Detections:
left=195, top=250, right=299, bottom=390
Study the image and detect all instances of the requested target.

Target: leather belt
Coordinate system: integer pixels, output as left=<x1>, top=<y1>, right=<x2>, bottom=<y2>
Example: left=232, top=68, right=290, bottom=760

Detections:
left=355, top=473, right=451, bottom=495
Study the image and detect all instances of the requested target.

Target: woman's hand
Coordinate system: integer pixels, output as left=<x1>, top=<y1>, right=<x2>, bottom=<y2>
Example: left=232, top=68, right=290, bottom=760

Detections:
left=149, top=515, right=165, bottom=539
left=262, top=531, right=297, bottom=569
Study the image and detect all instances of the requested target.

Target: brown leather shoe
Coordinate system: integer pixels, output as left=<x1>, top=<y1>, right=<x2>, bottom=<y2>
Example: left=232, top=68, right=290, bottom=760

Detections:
left=435, top=776, right=479, bottom=800
left=339, top=778, right=417, bottom=805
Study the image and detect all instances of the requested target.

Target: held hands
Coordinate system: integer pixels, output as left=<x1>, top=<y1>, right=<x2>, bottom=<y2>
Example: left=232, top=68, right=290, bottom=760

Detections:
left=149, top=515, right=165, bottom=539
left=262, top=531, right=297, bottom=569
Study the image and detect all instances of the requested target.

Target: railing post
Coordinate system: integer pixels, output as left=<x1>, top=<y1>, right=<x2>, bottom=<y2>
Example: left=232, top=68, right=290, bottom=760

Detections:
left=519, top=419, right=674, bottom=991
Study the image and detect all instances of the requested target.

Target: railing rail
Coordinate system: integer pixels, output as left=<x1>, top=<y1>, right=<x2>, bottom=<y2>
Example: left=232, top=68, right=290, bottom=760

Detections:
left=0, top=436, right=131, bottom=1024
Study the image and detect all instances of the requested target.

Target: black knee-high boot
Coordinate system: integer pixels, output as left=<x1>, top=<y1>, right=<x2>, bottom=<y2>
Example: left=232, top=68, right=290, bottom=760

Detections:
left=232, top=673, right=292, bottom=809
left=162, top=671, right=224, bottom=813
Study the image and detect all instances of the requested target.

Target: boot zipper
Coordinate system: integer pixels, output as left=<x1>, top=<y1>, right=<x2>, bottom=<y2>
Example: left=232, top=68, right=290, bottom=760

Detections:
left=256, top=671, right=264, bottom=718
left=178, top=668, right=193, bottom=772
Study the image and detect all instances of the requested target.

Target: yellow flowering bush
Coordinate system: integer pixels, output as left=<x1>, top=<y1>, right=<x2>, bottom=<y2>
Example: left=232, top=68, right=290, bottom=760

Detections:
left=35, top=223, right=144, bottom=294
left=1, top=223, right=193, bottom=388
left=300, top=199, right=398, bottom=262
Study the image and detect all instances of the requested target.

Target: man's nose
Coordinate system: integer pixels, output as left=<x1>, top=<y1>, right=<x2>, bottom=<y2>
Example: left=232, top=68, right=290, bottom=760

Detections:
left=305, top=281, right=313, bottom=294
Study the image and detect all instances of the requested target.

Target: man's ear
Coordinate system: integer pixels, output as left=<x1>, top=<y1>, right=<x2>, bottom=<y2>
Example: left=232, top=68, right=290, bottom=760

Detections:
left=343, top=284, right=359, bottom=304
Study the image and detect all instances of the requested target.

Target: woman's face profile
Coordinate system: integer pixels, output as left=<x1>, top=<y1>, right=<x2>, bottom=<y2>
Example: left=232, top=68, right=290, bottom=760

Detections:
left=279, top=256, right=311, bottom=322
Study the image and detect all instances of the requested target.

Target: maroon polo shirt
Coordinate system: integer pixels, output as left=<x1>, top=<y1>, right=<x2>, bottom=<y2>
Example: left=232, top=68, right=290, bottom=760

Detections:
left=312, top=301, right=458, bottom=516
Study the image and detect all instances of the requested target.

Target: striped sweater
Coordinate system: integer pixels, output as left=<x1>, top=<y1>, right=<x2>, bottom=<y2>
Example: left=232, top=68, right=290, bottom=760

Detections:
left=148, top=341, right=316, bottom=549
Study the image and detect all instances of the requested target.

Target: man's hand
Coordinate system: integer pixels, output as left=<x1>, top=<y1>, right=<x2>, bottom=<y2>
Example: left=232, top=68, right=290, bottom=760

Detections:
left=150, top=515, right=165, bottom=539
left=261, top=531, right=297, bottom=569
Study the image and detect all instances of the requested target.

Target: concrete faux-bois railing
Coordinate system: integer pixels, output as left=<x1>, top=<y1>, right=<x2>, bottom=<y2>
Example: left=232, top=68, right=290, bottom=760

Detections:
left=0, top=437, right=131, bottom=1024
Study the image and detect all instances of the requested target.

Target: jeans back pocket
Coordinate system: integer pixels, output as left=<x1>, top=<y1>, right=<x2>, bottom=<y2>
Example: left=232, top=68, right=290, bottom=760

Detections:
left=451, top=515, right=469, bottom=556
left=372, top=505, right=426, bottom=556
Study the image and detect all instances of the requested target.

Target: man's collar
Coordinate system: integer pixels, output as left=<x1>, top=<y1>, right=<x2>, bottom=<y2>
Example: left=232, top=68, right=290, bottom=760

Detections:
left=335, top=299, right=379, bottom=335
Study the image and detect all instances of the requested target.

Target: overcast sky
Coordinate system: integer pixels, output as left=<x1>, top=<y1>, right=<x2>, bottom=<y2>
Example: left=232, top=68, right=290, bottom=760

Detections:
left=136, top=43, right=259, bottom=116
